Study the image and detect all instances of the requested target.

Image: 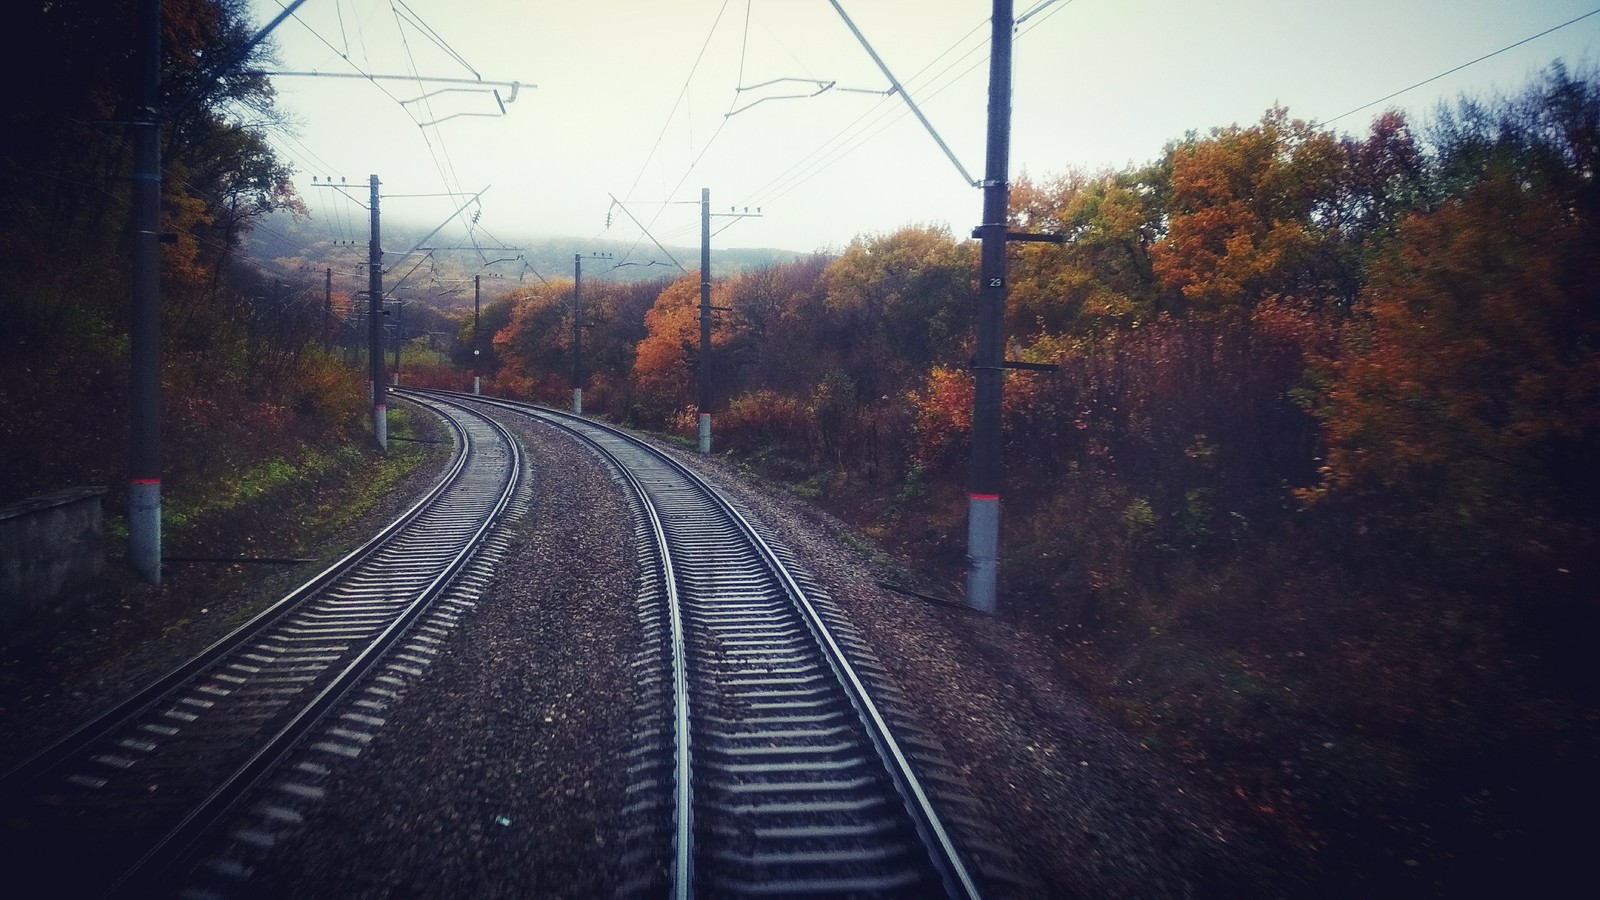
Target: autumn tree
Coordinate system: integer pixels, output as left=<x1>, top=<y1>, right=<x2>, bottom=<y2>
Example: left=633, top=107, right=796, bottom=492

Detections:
left=1310, top=171, right=1600, bottom=545
left=720, top=255, right=833, bottom=396
left=455, top=292, right=517, bottom=376
left=0, top=0, right=319, bottom=501
left=572, top=275, right=666, bottom=414
left=1153, top=108, right=1346, bottom=314
left=630, top=273, right=738, bottom=425
left=1008, top=165, right=1168, bottom=336
left=1427, top=61, right=1600, bottom=218
left=819, top=226, right=976, bottom=398
left=1304, top=65, right=1600, bottom=549
left=491, top=282, right=575, bottom=401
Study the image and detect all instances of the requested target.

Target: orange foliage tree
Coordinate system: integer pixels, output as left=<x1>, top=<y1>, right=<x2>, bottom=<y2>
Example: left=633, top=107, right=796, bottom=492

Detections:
left=630, top=273, right=737, bottom=426
left=491, top=283, right=574, bottom=402
left=1153, top=108, right=1345, bottom=314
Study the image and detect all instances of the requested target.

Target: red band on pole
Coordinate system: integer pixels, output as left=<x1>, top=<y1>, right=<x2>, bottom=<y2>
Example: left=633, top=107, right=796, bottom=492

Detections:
left=376, top=405, right=386, bottom=411
left=131, top=478, right=161, bottom=485
left=969, top=493, right=1000, bottom=501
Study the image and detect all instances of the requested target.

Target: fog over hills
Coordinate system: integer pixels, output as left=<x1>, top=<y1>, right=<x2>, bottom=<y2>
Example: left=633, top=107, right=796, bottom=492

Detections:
left=242, top=208, right=812, bottom=313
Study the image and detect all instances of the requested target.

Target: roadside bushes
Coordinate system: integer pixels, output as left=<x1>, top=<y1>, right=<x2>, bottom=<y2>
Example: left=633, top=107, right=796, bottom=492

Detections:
left=719, top=391, right=813, bottom=460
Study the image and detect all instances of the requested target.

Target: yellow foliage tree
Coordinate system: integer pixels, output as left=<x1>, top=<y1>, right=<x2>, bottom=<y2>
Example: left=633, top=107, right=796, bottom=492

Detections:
left=631, top=273, right=736, bottom=422
left=1154, top=108, right=1344, bottom=314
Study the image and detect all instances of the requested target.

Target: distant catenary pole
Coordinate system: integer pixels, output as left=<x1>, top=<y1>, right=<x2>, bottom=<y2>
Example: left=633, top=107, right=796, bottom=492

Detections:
left=473, top=274, right=481, bottom=395
left=369, top=174, right=387, bottom=450
left=573, top=253, right=583, bottom=414
left=698, top=187, right=712, bottom=454
left=323, top=266, right=332, bottom=353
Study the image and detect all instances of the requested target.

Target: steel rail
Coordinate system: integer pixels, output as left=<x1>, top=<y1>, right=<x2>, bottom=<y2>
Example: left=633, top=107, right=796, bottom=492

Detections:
left=567, top=416, right=694, bottom=900
left=706, top=473, right=982, bottom=900
left=434, top=391, right=981, bottom=899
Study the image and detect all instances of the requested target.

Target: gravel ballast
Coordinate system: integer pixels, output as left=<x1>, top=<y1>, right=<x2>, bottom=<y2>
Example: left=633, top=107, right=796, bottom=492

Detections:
left=237, top=412, right=643, bottom=898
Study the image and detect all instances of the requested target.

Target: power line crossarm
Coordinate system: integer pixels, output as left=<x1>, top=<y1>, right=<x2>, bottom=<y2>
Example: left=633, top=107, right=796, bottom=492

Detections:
left=827, top=0, right=979, bottom=187
left=248, top=70, right=531, bottom=102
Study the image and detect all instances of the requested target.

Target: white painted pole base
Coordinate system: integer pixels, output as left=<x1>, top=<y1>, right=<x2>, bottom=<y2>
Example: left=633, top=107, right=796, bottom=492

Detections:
left=573, top=388, right=583, bottom=415
left=130, top=479, right=161, bottom=585
left=374, top=404, right=388, bottom=451
left=473, top=376, right=481, bottom=395
left=698, top=413, right=711, bottom=454
left=966, top=494, right=1000, bottom=613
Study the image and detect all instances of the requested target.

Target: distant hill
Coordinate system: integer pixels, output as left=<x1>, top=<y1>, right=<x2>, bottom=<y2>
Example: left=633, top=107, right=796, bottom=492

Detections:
left=239, top=209, right=814, bottom=313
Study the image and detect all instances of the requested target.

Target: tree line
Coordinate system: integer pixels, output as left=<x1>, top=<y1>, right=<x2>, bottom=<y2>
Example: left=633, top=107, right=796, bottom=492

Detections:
left=464, top=65, right=1598, bottom=609
left=0, top=0, right=358, bottom=509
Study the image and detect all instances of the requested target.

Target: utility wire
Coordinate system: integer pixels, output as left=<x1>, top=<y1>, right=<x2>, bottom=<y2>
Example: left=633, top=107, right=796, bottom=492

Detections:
left=736, top=0, right=753, bottom=87
left=389, top=1, right=481, bottom=262
left=334, top=0, right=350, bottom=57
left=258, top=1, right=506, bottom=285
left=747, top=0, right=1071, bottom=211
left=269, top=0, right=485, bottom=247
left=621, top=0, right=735, bottom=205
left=1323, top=5, right=1600, bottom=125
left=393, top=0, right=479, bottom=77
left=740, top=16, right=990, bottom=209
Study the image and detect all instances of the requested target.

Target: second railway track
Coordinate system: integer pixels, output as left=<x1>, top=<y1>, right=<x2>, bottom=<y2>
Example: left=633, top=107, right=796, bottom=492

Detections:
left=0, top=393, right=524, bottom=897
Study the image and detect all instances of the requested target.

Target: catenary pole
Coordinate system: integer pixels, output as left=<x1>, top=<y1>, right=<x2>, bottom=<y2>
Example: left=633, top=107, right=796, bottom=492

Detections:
left=473, top=274, right=481, bottom=395
left=968, top=0, right=1014, bottom=614
left=368, top=174, right=387, bottom=450
left=698, top=188, right=713, bottom=454
left=573, top=253, right=584, bottom=413
left=392, top=297, right=402, bottom=377
left=323, top=266, right=332, bottom=353
left=129, top=0, right=162, bottom=584
left=126, top=0, right=309, bottom=584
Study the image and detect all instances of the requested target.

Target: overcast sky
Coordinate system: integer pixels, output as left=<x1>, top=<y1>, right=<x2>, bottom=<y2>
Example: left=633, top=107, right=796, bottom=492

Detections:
left=247, top=1, right=1600, bottom=258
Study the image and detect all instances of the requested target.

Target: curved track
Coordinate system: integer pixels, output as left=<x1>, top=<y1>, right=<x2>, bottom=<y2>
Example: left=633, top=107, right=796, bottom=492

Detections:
left=0, top=393, right=522, bottom=897
left=447, top=393, right=984, bottom=899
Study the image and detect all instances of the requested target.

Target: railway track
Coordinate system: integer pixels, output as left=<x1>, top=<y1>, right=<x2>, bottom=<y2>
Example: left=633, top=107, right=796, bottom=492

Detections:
left=0, top=393, right=524, bottom=897
left=447, top=393, right=991, bottom=899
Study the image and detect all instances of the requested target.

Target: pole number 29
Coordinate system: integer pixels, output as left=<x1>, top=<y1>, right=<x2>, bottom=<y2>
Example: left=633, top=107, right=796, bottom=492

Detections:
left=987, top=277, right=1004, bottom=288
